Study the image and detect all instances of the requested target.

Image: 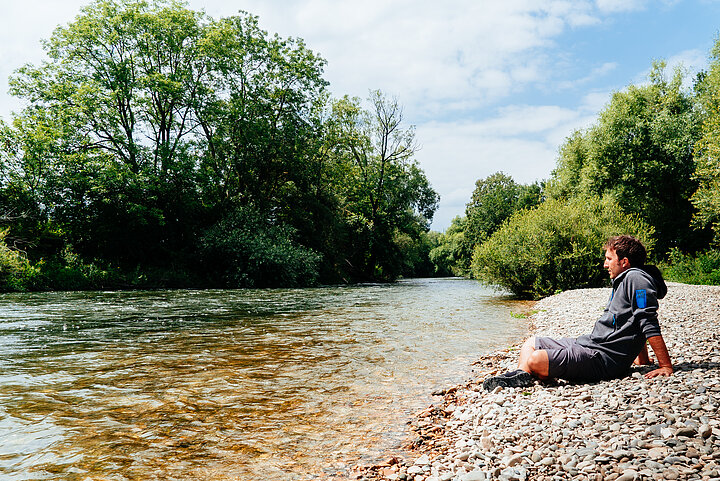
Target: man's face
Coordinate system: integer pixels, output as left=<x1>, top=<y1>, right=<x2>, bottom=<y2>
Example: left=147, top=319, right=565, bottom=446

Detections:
left=604, top=248, right=630, bottom=279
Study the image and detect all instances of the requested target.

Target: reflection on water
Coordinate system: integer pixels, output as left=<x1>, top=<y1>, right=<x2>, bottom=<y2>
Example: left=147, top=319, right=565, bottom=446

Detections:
left=0, top=278, right=530, bottom=480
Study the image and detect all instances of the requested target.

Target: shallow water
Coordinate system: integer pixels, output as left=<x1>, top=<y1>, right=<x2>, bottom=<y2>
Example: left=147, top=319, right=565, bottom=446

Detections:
left=0, top=278, right=530, bottom=480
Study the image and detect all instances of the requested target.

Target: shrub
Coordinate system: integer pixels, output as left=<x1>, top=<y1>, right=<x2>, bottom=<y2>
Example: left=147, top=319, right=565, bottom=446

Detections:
left=200, top=206, right=322, bottom=287
left=662, top=248, right=720, bottom=285
left=471, top=196, right=654, bottom=299
left=0, top=229, right=36, bottom=292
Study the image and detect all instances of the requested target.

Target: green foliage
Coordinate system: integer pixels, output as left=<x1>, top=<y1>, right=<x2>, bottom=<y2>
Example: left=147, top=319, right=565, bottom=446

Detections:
left=429, top=216, right=473, bottom=276
left=691, top=38, right=720, bottom=242
left=471, top=197, right=654, bottom=299
left=428, top=173, right=541, bottom=278
left=395, top=229, right=443, bottom=278
left=547, top=62, right=705, bottom=255
left=328, top=92, right=439, bottom=280
left=200, top=206, right=322, bottom=288
left=662, top=248, right=720, bottom=285
left=0, top=0, right=438, bottom=290
left=465, top=172, right=542, bottom=246
left=0, top=229, right=36, bottom=291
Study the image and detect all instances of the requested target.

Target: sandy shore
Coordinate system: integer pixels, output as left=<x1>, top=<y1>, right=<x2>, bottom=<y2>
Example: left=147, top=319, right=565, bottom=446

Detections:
left=359, top=282, right=720, bottom=481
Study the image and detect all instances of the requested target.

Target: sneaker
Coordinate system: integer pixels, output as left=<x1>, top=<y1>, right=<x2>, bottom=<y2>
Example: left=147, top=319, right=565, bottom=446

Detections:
left=482, top=369, right=534, bottom=391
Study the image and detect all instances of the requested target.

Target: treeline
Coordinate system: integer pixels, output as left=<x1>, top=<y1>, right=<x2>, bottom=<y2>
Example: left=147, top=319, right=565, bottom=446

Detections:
left=0, top=0, right=439, bottom=291
left=432, top=49, right=720, bottom=298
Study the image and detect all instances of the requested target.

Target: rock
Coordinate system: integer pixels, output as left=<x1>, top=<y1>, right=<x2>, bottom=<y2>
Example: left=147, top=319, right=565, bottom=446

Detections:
left=407, top=466, right=424, bottom=475
left=460, top=470, right=486, bottom=481
left=675, top=426, right=697, bottom=437
left=647, top=446, right=668, bottom=459
left=686, top=446, right=700, bottom=458
left=616, top=469, right=637, bottom=481
left=663, top=468, right=680, bottom=480
left=499, top=466, right=526, bottom=481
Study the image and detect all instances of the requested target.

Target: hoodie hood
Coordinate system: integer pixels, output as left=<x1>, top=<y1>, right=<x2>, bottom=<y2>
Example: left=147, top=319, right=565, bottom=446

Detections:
left=640, top=264, right=667, bottom=299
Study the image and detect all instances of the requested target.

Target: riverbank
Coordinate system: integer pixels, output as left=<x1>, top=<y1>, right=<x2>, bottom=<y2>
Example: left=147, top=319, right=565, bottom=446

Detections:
left=358, top=282, right=720, bottom=481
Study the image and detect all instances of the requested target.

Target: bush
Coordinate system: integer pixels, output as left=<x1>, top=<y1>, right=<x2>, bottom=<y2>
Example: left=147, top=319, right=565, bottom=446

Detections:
left=471, top=196, right=654, bottom=299
left=200, top=206, right=322, bottom=287
left=662, top=248, right=720, bottom=285
left=0, top=229, right=36, bottom=291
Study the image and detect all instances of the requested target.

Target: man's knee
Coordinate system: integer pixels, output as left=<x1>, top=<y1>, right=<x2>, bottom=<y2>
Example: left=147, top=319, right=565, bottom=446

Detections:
left=527, top=349, right=550, bottom=378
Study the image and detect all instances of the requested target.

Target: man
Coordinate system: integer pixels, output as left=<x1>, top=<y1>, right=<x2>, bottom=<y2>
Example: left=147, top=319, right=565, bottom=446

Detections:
left=483, top=235, right=673, bottom=391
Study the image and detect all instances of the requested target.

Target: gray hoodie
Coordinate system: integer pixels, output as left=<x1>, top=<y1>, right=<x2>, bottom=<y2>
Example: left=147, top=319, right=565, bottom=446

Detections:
left=576, top=266, right=666, bottom=377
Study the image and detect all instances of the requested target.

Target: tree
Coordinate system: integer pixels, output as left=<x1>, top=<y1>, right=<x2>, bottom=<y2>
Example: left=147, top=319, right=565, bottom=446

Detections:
left=465, top=172, right=542, bottom=247
left=5, top=0, right=329, bottom=276
left=428, top=216, right=472, bottom=276
left=547, top=62, right=706, bottom=255
left=692, top=39, right=720, bottom=242
left=330, top=91, right=439, bottom=280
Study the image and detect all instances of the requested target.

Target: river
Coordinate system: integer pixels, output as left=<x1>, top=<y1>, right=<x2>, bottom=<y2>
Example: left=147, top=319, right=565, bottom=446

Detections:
left=0, top=278, right=530, bottom=480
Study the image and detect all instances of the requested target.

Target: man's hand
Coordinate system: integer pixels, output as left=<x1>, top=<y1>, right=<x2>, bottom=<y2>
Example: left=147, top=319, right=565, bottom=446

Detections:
left=645, top=335, right=673, bottom=379
left=644, top=366, right=673, bottom=378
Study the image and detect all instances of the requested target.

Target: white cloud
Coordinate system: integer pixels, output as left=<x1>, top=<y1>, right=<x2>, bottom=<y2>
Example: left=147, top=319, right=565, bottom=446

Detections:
left=557, top=62, right=618, bottom=90
left=230, top=0, right=602, bottom=117
left=595, top=0, right=647, bottom=13
left=416, top=97, right=604, bottom=229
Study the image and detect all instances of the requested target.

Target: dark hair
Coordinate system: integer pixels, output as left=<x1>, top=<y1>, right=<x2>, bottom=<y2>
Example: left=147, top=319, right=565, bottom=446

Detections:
left=604, top=235, right=646, bottom=267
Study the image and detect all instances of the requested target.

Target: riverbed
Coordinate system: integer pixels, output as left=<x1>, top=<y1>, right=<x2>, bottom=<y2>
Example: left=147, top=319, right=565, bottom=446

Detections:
left=0, top=278, right=530, bottom=480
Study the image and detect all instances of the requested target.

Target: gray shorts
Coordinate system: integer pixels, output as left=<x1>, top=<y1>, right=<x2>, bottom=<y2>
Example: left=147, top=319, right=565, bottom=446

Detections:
left=535, top=336, right=608, bottom=382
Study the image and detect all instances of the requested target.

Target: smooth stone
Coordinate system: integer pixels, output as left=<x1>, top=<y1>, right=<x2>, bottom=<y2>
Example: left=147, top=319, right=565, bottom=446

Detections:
left=675, top=427, right=697, bottom=437
left=499, top=466, right=526, bottom=481
left=460, top=470, right=486, bottom=481
left=648, top=447, right=668, bottom=459
left=663, top=468, right=680, bottom=479
left=415, top=454, right=431, bottom=465
left=616, top=468, right=638, bottom=481
left=407, top=466, right=424, bottom=475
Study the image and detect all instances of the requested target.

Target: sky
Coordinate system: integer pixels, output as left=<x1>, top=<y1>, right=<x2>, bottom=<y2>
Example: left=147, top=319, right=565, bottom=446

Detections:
left=1, top=0, right=719, bottom=231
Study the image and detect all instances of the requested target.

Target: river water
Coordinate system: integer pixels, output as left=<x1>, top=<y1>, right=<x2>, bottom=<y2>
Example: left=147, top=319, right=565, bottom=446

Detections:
left=0, top=278, right=530, bottom=480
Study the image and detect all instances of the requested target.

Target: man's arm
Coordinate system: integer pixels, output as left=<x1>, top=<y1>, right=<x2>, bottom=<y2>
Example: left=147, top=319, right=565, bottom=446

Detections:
left=645, top=335, right=673, bottom=378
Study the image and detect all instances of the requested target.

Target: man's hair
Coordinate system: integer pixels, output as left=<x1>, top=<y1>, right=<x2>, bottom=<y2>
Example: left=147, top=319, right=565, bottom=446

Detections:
left=604, top=235, right=647, bottom=267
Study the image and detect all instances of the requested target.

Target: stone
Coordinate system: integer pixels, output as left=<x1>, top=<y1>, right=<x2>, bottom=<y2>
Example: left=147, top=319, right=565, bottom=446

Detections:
left=675, top=426, right=697, bottom=437
left=499, top=466, right=526, bottom=481
left=460, top=470, right=486, bottom=481
left=616, top=469, right=638, bottom=481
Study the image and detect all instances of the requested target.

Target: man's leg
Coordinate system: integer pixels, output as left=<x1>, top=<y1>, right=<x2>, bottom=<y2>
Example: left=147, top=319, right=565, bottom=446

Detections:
left=518, top=336, right=550, bottom=380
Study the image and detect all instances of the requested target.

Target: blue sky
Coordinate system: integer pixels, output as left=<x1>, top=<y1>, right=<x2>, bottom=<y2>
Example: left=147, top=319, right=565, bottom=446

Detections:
left=1, top=0, right=719, bottom=230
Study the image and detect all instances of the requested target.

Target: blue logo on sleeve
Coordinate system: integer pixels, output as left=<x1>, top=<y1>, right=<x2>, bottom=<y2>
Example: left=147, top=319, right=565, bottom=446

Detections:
left=636, top=289, right=647, bottom=308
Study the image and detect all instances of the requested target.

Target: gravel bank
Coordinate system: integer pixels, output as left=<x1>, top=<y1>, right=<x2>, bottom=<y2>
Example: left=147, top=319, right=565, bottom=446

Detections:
left=360, top=283, right=720, bottom=481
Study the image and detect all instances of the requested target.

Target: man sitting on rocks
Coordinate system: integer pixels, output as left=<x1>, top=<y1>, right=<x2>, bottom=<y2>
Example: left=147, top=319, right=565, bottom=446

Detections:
left=483, top=235, right=673, bottom=391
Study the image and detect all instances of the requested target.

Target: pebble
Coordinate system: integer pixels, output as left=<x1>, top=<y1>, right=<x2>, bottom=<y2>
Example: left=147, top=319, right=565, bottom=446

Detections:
left=360, top=283, right=720, bottom=480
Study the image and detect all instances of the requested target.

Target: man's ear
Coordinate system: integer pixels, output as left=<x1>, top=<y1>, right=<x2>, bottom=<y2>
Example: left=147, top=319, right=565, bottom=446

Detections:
left=620, top=257, right=631, bottom=269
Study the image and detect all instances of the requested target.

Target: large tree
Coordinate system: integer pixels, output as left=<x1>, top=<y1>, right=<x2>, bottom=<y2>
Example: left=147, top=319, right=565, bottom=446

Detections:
left=692, top=39, right=720, bottom=243
left=465, top=172, right=542, bottom=247
left=330, top=91, right=438, bottom=280
left=5, top=0, right=328, bottom=272
left=547, top=62, right=706, bottom=255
